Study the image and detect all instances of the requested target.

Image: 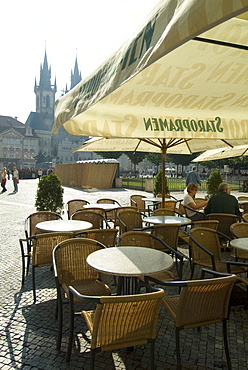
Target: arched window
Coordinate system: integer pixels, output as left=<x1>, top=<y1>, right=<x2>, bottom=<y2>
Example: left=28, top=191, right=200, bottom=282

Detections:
left=46, top=95, right=50, bottom=107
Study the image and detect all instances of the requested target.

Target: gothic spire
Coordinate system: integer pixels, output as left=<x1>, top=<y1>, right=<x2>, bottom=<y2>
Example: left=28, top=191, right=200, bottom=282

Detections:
left=70, top=56, right=82, bottom=89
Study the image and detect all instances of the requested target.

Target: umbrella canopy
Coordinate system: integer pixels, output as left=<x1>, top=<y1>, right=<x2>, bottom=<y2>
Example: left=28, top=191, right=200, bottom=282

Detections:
left=193, top=145, right=248, bottom=162
left=53, top=0, right=248, bottom=202
left=53, top=0, right=248, bottom=140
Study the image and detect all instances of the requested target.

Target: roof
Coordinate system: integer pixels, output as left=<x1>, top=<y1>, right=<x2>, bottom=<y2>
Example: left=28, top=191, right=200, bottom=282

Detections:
left=0, top=115, right=39, bottom=138
left=25, top=112, right=49, bottom=131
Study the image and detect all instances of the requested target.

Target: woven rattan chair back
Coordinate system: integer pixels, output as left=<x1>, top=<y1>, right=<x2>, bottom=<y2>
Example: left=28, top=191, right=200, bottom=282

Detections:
left=189, top=227, right=221, bottom=264
left=238, top=196, right=248, bottom=201
left=119, top=231, right=154, bottom=248
left=151, top=224, right=180, bottom=252
left=192, top=220, right=219, bottom=230
left=130, top=194, right=149, bottom=213
left=117, top=209, right=143, bottom=234
left=162, top=275, right=237, bottom=369
left=96, top=198, right=120, bottom=223
left=31, top=231, right=73, bottom=302
left=70, top=210, right=105, bottom=229
left=74, top=228, right=118, bottom=248
left=154, top=208, right=177, bottom=216
left=53, top=238, right=110, bottom=351
left=207, top=213, right=239, bottom=238
left=66, top=199, right=90, bottom=219
left=54, top=238, right=105, bottom=287
left=242, top=213, right=248, bottom=222
left=25, top=211, right=62, bottom=238
left=230, top=222, right=248, bottom=259
left=77, top=289, right=164, bottom=368
left=158, top=200, right=177, bottom=210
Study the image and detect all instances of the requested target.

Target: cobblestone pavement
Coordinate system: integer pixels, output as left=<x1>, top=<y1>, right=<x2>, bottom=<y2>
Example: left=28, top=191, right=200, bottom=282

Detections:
left=0, top=179, right=248, bottom=369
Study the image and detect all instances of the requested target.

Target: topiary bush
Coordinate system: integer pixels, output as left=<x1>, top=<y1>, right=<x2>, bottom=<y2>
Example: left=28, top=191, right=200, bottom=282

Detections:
left=153, top=169, right=170, bottom=196
left=206, top=169, right=223, bottom=198
left=35, top=173, right=64, bottom=213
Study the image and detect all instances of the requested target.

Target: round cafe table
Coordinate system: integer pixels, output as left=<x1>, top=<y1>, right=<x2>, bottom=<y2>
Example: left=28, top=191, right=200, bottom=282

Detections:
left=83, top=203, right=118, bottom=211
left=143, top=215, right=191, bottom=225
left=36, top=219, right=93, bottom=233
left=87, top=246, right=173, bottom=294
left=230, top=238, right=248, bottom=251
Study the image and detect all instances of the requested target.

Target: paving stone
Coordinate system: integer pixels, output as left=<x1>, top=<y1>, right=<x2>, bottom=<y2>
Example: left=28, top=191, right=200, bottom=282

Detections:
left=0, top=179, right=248, bottom=369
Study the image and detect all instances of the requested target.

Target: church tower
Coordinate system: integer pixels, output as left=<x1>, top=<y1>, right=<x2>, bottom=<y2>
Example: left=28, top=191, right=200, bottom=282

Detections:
left=71, top=56, right=82, bottom=89
left=34, top=50, right=57, bottom=132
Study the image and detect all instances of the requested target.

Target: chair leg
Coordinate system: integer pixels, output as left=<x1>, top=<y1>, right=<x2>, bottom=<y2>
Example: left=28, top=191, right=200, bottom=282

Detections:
left=150, top=339, right=155, bottom=370
left=90, top=348, right=96, bottom=370
left=223, top=319, right=232, bottom=370
left=66, top=293, right=74, bottom=362
left=56, top=289, right=63, bottom=350
left=176, top=327, right=182, bottom=369
left=32, top=266, right=36, bottom=303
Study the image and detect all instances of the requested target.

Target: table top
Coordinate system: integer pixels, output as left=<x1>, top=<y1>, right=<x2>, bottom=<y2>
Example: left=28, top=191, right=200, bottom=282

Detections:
left=36, top=219, right=93, bottom=232
left=83, top=203, right=119, bottom=210
left=143, top=215, right=191, bottom=225
left=87, top=246, right=173, bottom=276
left=142, top=197, right=178, bottom=203
left=230, top=238, right=248, bottom=251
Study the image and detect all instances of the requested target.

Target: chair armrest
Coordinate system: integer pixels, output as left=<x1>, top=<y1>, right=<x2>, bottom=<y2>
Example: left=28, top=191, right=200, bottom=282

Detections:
left=69, top=285, right=101, bottom=303
left=144, top=275, right=187, bottom=288
left=201, top=268, right=232, bottom=279
left=226, top=260, right=248, bottom=273
left=183, top=204, right=207, bottom=218
left=130, top=198, right=137, bottom=207
left=117, top=215, right=127, bottom=232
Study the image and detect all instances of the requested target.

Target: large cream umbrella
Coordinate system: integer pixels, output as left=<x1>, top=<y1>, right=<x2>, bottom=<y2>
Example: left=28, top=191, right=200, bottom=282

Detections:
left=193, top=145, right=248, bottom=162
left=53, top=0, right=248, bottom=203
left=74, top=136, right=248, bottom=205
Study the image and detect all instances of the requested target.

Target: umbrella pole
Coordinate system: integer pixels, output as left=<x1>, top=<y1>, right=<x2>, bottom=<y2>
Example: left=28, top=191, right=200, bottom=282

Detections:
left=162, top=147, right=167, bottom=208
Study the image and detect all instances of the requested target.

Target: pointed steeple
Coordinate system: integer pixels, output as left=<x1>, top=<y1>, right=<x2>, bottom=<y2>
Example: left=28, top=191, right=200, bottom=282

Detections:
left=70, top=56, right=82, bottom=89
left=39, top=50, right=51, bottom=89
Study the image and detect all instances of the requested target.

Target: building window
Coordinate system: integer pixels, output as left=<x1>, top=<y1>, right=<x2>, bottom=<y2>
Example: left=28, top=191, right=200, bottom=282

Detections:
left=46, top=95, right=50, bottom=107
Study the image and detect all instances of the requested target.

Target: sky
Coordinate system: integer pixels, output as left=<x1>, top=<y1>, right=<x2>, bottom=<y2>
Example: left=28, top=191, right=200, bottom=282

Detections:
left=0, top=0, right=159, bottom=124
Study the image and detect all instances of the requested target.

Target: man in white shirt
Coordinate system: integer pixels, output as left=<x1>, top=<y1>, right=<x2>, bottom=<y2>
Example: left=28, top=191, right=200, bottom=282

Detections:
left=12, top=166, right=19, bottom=193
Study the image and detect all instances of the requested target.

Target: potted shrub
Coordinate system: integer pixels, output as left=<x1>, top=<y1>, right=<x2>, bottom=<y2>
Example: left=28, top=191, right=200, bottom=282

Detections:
left=206, top=169, right=223, bottom=198
left=35, top=173, right=64, bottom=213
left=153, top=169, right=170, bottom=197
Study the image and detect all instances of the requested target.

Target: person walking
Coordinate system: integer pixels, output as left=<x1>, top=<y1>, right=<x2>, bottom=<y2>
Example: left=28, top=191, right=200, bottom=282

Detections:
left=186, top=166, right=201, bottom=187
left=1, top=167, right=7, bottom=193
left=12, top=166, right=19, bottom=193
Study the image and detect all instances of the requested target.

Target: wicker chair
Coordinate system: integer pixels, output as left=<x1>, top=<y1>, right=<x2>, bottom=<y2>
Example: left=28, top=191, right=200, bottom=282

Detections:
left=96, top=198, right=121, bottom=224
left=119, top=230, right=184, bottom=280
left=157, top=200, right=177, bottom=210
left=130, top=194, right=149, bottom=213
left=230, top=222, right=248, bottom=260
left=21, top=211, right=63, bottom=285
left=52, top=238, right=111, bottom=350
left=70, top=209, right=110, bottom=229
left=117, top=209, right=144, bottom=234
left=20, top=232, right=73, bottom=302
left=74, top=228, right=118, bottom=248
left=206, top=213, right=240, bottom=238
left=146, top=274, right=237, bottom=369
left=189, top=227, right=247, bottom=278
left=66, top=199, right=90, bottom=219
left=178, top=220, right=219, bottom=245
left=154, top=208, right=180, bottom=216
left=242, top=213, right=248, bottom=222
left=66, top=284, right=164, bottom=369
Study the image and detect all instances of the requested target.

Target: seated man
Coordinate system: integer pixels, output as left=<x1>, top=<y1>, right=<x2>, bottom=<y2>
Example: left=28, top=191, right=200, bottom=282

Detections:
left=204, top=182, right=241, bottom=216
left=183, top=183, right=208, bottom=221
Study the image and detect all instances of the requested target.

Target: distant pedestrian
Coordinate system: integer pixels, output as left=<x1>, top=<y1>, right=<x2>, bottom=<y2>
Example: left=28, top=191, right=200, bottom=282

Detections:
left=37, top=168, right=43, bottom=180
left=1, top=167, right=7, bottom=193
left=186, top=166, right=201, bottom=187
left=12, top=166, right=19, bottom=193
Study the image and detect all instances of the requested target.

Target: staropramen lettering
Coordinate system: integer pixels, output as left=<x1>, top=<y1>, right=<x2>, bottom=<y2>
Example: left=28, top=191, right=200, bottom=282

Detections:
left=144, top=116, right=224, bottom=133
